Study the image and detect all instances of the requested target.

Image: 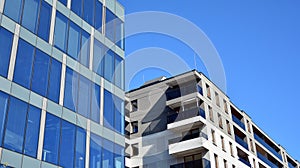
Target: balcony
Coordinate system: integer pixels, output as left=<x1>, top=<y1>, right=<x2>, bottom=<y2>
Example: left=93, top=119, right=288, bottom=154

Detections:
left=170, top=159, right=210, bottom=168
left=239, top=158, right=251, bottom=167
left=257, top=152, right=279, bottom=168
left=167, top=108, right=206, bottom=130
left=168, top=132, right=208, bottom=155
left=235, top=135, right=249, bottom=150
left=254, top=134, right=282, bottom=161
left=232, top=115, right=246, bottom=131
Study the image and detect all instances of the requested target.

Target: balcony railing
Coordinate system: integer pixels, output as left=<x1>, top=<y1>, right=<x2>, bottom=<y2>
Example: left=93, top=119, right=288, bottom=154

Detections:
left=170, top=159, right=210, bottom=168
left=239, top=158, right=251, bottom=167
left=167, top=108, right=206, bottom=124
left=235, top=135, right=249, bottom=150
left=232, top=115, right=246, bottom=130
left=169, top=132, right=208, bottom=145
left=257, top=152, right=279, bottom=168
left=254, top=133, right=282, bottom=161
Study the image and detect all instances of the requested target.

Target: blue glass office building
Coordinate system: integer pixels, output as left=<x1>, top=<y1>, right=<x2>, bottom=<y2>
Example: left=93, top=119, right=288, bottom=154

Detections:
left=0, top=0, right=125, bottom=167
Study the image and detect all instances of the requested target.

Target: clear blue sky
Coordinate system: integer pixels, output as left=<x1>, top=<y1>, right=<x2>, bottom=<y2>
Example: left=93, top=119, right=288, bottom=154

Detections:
left=119, top=0, right=300, bottom=160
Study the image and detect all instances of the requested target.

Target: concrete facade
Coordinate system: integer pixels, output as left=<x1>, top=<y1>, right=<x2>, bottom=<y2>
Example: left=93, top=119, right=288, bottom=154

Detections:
left=125, top=70, right=299, bottom=168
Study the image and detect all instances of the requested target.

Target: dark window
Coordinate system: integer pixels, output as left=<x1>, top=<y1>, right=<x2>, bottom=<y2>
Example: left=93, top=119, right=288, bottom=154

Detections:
left=90, top=133, right=102, bottom=168
left=80, top=30, right=90, bottom=67
left=93, top=39, right=105, bottom=77
left=105, top=8, right=115, bottom=43
left=131, top=121, right=138, bottom=134
left=75, top=127, right=86, bottom=168
left=71, top=0, right=83, bottom=17
left=13, top=39, right=35, bottom=89
left=114, top=55, right=124, bottom=89
left=83, top=0, right=94, bottom=26
left=104, top=89, right=114, bottom=130
left=94, top=0, right=103, bottom=31
left=58, top=0, right=67, bottom=6
left=23, top=105, right=41, bottom=158
left=0, top=27, right=13, bottom=78
left=3, top=0, right=23, bottom=23
left=114, top=96, right=124, bottom=134
left=67, top=21, right=81, bottom=60
left=59, top=120, right=76, bottom=168
left=114, top=144, right=125, bottom=167
left=131, top=100, right=138, bottom=112
left=47, top=58, right=62, bottom=103
left=54, top=11, right=69, bottom=52
left=91, top=84, right=100, bottom=123
left=3, top=97, right=27, bottom=153
left=38, top=1, right=52, bottom=41
left=42, top=113, right=61, bottom=164
left=64, top=67, right=78, bottom=112
left=104, top=50, right=114, bottom=82
left=102, top=138, right=114, bottom=167
left=78, top=75, right=91, bottom=118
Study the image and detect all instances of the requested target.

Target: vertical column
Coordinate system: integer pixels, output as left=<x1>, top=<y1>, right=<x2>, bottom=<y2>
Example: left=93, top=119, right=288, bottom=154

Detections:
left=7, top=24, right=20, bottom=81
left=100, top=78, right=104, bottom=125
left=89, top=28, right=94, bottom=71
left=59, top=54, right=67, bottom=106
left=102, top=0, right=106, bottom=34
left=85, top=120, right=91, bottom=168
left=49, top=0, right=57, bottom=45
left=0, top=0, right=5, bottom=13
left=37, top=98, right=48, bottom=160
left=67, top=0, right=71, bottom=9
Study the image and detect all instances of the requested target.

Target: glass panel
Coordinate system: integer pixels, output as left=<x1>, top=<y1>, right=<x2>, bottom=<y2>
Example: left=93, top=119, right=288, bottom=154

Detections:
left=114, top=55, right=124, bottom=89
left=0, top=92, right=9, bottom=146
left=58, top=0, right=67, bottom=6
left=91, top=84, right=100, bottom=123
left=42, top=113, right=61, bottom=164
left=68, top=21, right=81, bottom=60
left=3, top=97, right=27, bottom=153
left=13, top=39, right=35, bottom=89
left=31, top=49, right=50, bottom=97
left=114, top=144, right=124, bottom=168
left=38, top=1, right=52, bottom=41
left=104, top=90, right=114, bottom=130
left=105, top=8, right=115, bottom=42
left=75, top=127, right=86, bottom=168
left=83, top=0, right=94, bottom=26
left=24, top=105, right=41, bottom=158
left=3, top=0, right=23, bottom=23
left=0, top=27, right=13, bottom=78
left=115, top=18, right=124, bottom=49
left=104, top=50, right=114, bottom=82
left=71, top=0, right=83, bottom=17
left=102, top=139, right=114, bottom=168
left=114, top=96, right=124, bottom=134
left=94, top=0, right=103, bottom=31
left=64, top=67, right=78, bottom=112
left=47, top=58, right=62, bottom=103
left=93, top=39, right=105, bottom=77
left=59, top=120, right=76, bottom=168
left=54, top=12, right=69, bottom=52
left=21, top=0, right=39, bottom=33
left=78, top=75, right=91, bottom=118
left=80, top=30, right=90, bottom=67
left=90, top=133, right=102, bottom=168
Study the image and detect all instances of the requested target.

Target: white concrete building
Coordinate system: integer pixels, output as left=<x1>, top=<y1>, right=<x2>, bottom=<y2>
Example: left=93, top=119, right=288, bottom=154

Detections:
left=124, top=70, right=299, bottom=168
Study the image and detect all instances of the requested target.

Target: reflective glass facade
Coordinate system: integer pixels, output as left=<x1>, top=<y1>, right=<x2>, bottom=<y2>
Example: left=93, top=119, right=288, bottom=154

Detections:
left=0, top=0, right=124, bottom=167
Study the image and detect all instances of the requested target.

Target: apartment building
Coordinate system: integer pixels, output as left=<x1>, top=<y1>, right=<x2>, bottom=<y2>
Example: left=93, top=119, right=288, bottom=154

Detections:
left=125, top=70, right=299, bottom=168
left=0, top=0, right=125, bottom=167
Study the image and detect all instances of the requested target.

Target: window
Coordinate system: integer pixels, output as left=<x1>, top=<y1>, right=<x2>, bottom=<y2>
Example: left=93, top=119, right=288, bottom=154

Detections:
left=221, top=136, right=225, bottom=151
left=78, top=75, right=91, bottom=118
left=95, top=0, right=103, bottom=31
left=102, top=138, right=114, bottom=167
left=209, top=106, right=213, bottom=122
left=23, top=105, right=41, bottom=158
left=104, top=89, right=114, bottom=130
left=132, top=143, right=139, bottom=156
left=91, top=84, right=101, bottom=123
left=21, top=0, right=39, bottom=33
left=4, top=0, right=23, bottom=23
left=206, top=84, right=211, bottom=99
left=71, top=0, right=83, bottom=17
left=90, top=133, right=102, bottom=168
left=93, top=39, right=105, bottom=77
left=80, top=30, right=90, bottom=67
left=0, top=92, right=9, bottom=146
left=64, top=67, right=78, bottom=112
left=54, top=11, right=69, bottom=52
left=115, top=17, right=124, bottom=49
left=58, top=0, right=67, bottom=6
left=114, top=144, right=125, bottom=168
left=38, top=1, right=51, bottom=41
left=47, top=58, right=62, bottom=103
left=67, top=21, right=81, bottom=60
left=215, top=92, right=220, bottom=107
left=105, top=8, right=124, bottom=49
left=218, top=113, right=223, bottom=129
left=226, top=120, right=231, bottom=135
left=211, top=130, right=216, bottom=145
left=131, top=100, right=138, bottom=112
left=3, top=97, right=27, bottom=153
left=114, top=55, right=124, bottom=89
left=43, top=113, right=61, bottom=164
left=214, top=154, right=219, bottom=168
left=0, top=27, right=13, bottom=78
left=114, top=96, right=125, bottom=134
left=83, top=0, right=94, bottom=26
left=59, top=120, right=76, bottom=168
left=229, top=142, right=234, bottom=156
left=104, top=50, right=114, bottom=82
left=223, top=99, right=228, bottom=113
left=224, top=159, right=227, bottom=168
left=75, top=127, right=86, bottom=168
left=13, top=39, right=35, bottom=89
left=131, top=121, right=138, bottom=134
